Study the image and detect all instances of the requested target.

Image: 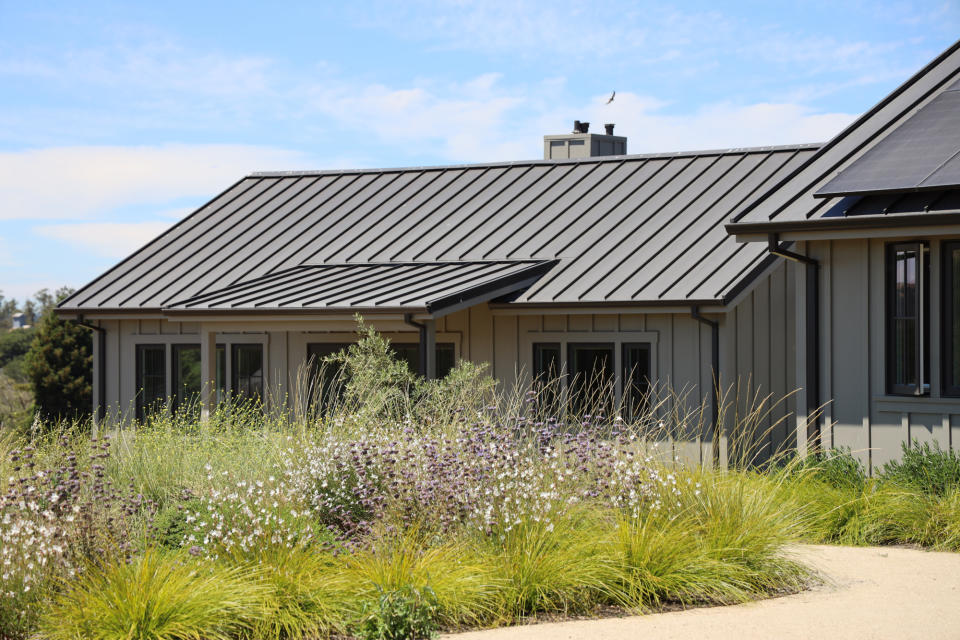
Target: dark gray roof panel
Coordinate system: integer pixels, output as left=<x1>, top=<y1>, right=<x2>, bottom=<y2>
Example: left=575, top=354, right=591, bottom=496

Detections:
left=733, top=39, right=960, bottom=227
left=815, top=87, right=960, bottom=196
left=167, top=261, right=555, bottom=313
left=62, top=144, right=821, bottom=311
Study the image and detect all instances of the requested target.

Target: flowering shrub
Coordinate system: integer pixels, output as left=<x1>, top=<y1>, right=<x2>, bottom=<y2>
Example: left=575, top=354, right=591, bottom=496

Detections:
left=283, top=414, right=690, bottom=543
left=0, top=436, right=151, bottom=638
left=177, top=465, right=320, bottom=559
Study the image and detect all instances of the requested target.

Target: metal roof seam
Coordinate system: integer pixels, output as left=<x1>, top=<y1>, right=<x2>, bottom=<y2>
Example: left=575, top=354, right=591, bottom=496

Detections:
left=548, top=158, right=671, bottom=259
left=575, top=153, right=727, bottom=301
left=120, top=176, right=304, bottom=307
left=308, top=169, right=450, bottom=263
left=246, top=171, right=396, bottom=275
left=603, top=152, right=753, bottom=299
left=157, top=176, right=327, bottom=306
left=171, top=265, right=311, bottom=308
left=341, top=168, right=469, bottom=262
left=347, top=169, right=490, bottom=260
left=383, top=166, right=507, bottom=261
left=627, top=151, right=775, bottom=299
left=501, top=161, right=611, bottom=260
left=511, top=160, right=633, bottom=258
left=526, top=159, right=644, bottom=257
left=516, top=157, right=692, bottom=302
left=393, top=262, right=523, bottom=306
left=421, top=164, right=550, bottom=261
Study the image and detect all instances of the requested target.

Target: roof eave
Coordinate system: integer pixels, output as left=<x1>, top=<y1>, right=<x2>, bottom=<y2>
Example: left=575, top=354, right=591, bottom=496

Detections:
left=726, top=211, right=960, bottom=237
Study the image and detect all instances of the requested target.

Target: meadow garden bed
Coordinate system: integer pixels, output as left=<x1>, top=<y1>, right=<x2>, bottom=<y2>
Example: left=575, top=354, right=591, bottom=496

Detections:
left=2, top=328, right=959, bottom=640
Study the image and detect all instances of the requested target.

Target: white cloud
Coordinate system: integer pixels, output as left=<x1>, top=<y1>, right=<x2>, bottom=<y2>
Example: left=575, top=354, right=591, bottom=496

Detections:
left=35, top=221, right=174, bottom=258
left=572, top=92, right=856, bottom=152
left=0, top=144, right=317, bottom=220
left=306, top=77, right=855, bottom=160
left=305, top=74, right=530, bottom=162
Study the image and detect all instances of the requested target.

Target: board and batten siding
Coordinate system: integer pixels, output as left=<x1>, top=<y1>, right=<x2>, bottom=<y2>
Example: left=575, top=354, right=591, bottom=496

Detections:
left=720, top=259, right=798, bottom=462
left=804, top=238, right=960, bottom=475
left=94, top=263, right=797, bottom=466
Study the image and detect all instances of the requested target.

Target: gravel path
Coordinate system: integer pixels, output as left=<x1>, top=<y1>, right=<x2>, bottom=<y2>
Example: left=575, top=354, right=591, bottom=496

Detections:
left=444, top=545, right=960, bottom=640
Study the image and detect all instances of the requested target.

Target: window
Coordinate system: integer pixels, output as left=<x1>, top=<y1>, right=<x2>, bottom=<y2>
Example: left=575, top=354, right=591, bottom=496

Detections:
left=136, top=344, right=166, bottom=421
left=567, top=343, right=615, bottom=417
left=532, top=343, right=562, bottom=410
left=887, top=242, right=929, bottom=395
left=306, top=342, right=349, bottom=406
left=392, top=342, right=456, bottom=377
left=622, top=343, right=651, bottom=420
left=231, top=344, right=264, bottom=401
left=171, top=344, right=226, bottom=412
left=532, top=343, right=561, bottom=381
left=172, top=345, right=200, bottom=412
left=943, top=241, right=960, bottom=396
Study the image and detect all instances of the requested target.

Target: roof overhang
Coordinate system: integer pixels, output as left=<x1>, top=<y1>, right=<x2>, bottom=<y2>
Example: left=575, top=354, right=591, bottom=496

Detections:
left=160, top=260, right=557, bottom=320
left=727, top=211, right=960, bottom=242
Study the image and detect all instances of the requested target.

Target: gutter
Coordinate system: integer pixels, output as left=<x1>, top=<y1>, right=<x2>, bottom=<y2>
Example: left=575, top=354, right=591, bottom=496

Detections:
left=766, top=235, right=821, bottom=450
left=727, top=210, right=960, bottom=236
left=75, top=315, right=106, bottom=424
left=690, top=305, right=720, bottom=463
left=402, top=313, right=429, bottom=378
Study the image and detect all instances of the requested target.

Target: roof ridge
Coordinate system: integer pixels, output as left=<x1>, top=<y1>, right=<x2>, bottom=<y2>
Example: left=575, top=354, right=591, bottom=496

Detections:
left=248, top=143, right=823, bottom=178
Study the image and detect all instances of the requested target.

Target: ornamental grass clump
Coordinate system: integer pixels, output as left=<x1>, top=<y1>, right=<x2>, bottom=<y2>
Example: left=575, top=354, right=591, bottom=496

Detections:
left=40, top=548, right=265, bottom=640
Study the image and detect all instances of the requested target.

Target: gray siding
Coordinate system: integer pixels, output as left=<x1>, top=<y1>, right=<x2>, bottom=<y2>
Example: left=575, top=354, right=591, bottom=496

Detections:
left=720, top=260, right=798, bottom=462
left=807, top=238, right=960, bottom=473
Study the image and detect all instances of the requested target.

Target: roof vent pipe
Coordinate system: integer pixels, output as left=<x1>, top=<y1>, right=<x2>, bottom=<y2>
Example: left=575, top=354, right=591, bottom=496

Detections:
left=605, top=123, right=615, bottom=135
left=573, top=120, right=590, bottom=133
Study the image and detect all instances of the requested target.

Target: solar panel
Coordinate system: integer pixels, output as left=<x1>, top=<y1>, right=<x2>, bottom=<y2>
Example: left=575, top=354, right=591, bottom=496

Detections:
left=816, top=85, right=960, bottom=197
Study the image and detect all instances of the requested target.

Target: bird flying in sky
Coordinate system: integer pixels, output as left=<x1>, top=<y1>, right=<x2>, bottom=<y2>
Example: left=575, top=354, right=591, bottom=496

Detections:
left=606, top=90, right=615, bottom=105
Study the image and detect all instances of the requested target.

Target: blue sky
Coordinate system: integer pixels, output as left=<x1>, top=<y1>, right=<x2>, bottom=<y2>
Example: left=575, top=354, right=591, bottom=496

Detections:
left=1, top=1, right=958, bottom=301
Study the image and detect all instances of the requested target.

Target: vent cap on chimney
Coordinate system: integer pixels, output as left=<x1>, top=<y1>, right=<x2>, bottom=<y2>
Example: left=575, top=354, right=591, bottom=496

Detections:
left=543, top=120, right=627, bottom=160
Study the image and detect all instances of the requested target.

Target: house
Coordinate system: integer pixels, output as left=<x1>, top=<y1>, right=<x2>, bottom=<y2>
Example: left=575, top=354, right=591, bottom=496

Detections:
left=11, top=313, right=29, bottom=330
left=59, top=39, right=960, bottom=469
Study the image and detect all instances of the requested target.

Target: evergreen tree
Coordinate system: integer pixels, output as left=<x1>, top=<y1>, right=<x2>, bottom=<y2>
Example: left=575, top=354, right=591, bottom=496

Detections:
left=25, top=311, right=92, bottom=421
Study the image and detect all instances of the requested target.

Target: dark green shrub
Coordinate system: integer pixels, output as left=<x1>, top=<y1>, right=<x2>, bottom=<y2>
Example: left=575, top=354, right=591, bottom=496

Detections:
left=0, top=328, right=36, bottom=369
left=357, top=585, right=439, bottom=640
left=880, top=440, right=960, bottom=497
left=25, top=313, right=92, bottom=422
left=785, top=447, right=866, bottom=491
left=150, top=497, right=205, bottom=549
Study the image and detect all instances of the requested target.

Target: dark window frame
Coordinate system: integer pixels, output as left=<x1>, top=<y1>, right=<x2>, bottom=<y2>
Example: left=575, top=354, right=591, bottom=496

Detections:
left=942, top=240, right=960, bottom=396
left=135, top=344, right=166, bottom=421
left=886, top=241, right=930, bottom=396
left=171, top=343, right=200, bottom=413
left=566, top=342, right=615, bottom=417
left=231, top=343, right=264, bottom=402
left=622, top=342, right=652, bottom=420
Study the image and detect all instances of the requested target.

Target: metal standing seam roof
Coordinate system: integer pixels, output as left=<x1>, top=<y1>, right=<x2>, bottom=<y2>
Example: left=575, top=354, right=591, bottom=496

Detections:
left=729, top=38, right=960, bottom=230
left=59, top=143, right=821, bottom=313
left=165, top=260, right=556, bottom=314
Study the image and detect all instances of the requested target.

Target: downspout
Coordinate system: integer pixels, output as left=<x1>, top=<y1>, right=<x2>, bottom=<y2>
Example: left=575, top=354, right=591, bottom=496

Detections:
left=690, top=305, right=720, bottom=463
left=402, top=313, right=428, bottom=378
left=766, top=234, right=821, bottom=450
left=75, top=315, right=106, bottom=425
